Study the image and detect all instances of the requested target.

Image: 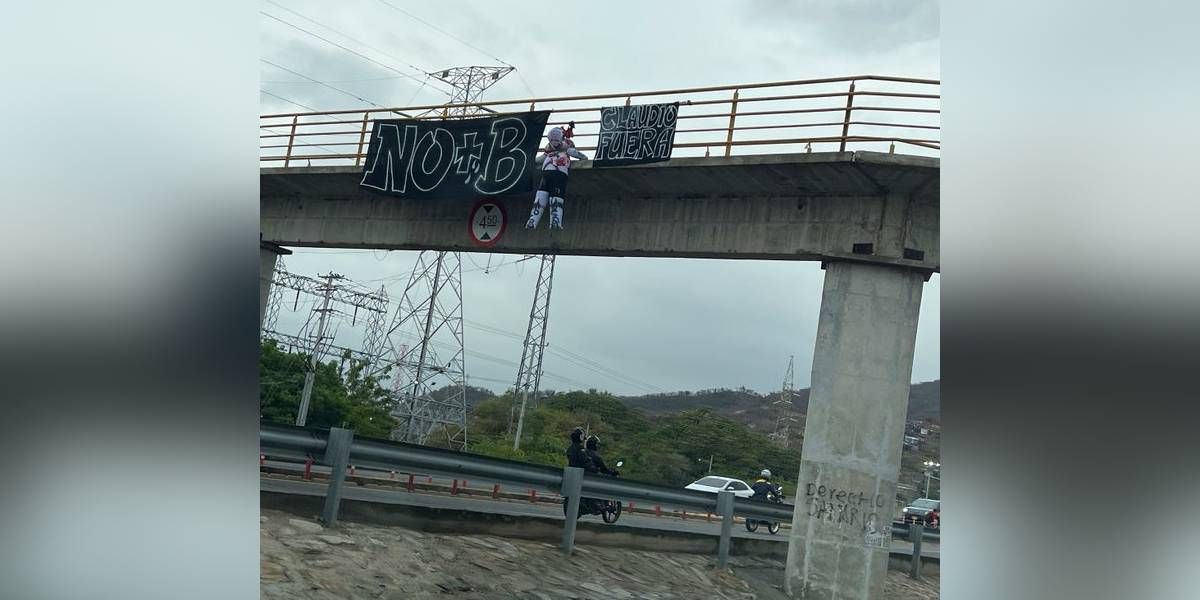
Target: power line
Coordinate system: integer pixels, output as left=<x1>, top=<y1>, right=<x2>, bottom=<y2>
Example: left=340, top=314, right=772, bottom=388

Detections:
left=390, top=330, right=591, bottom=390
left=260, top=59, right=394, bottom=109
left=258, top=92, right=343, bottom=155
left=404, top=75, right=432, bottom=105
left=545, top=347, right=667, bottom=394
left=373, top=0, right=512, bottom=67
left=260, top=89, right=316, bottom=111
left=260, top=10, right=451, bottom=97
left=460, top=318, right=666, bottom=394
left=274, top=266, right=660, bottom=394
left=282, top=251, right=534, bottom=289
left=512, top=68, right=538, bottom=98
left=264, top=75, right=422, bottom=84
left=263, top=1, right=451, bottom=98
left=549, top=344, right=658, bottom=384
left=370, top=1, right=536, bottom=97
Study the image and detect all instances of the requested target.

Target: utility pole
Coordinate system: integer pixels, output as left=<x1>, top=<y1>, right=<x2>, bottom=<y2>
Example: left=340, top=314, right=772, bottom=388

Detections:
left=295, top=273, right=342, bottom=426
left=511, top=254, right=556, bottom=450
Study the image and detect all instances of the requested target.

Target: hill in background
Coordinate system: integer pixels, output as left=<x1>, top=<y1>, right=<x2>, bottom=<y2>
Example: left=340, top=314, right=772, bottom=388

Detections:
left=616, top=380, right=940, bottom=432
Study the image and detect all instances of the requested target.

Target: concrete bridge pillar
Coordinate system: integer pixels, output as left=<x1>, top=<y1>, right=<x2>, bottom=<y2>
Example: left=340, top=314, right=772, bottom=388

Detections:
left=259, top=240, right=290, bottom=333
left=785, top=260, right=928, bottom=599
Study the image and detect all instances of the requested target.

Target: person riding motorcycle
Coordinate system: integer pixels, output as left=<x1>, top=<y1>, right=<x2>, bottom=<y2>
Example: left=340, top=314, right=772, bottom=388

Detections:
left=565, top=427, right=596, bottom=513
left=585, top=435, right=619, bottom=477
left=747, top=469, right=784, bottom=534
left=566, top=427, right=593, bottom=471
left=751, top=469, right=776, bottom=501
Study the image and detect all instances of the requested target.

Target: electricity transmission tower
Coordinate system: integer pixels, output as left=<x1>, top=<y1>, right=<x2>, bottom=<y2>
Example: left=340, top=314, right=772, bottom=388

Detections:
left=427, top=66, right=514, bottom=116
left=381, top=66, right=516, bottom=450
left=381, top=252, right=468, bottom=447
left=429, top=66, right=561, bottom=452
left=771, top=355, right=798, bottom=448
left=510, top=254, right=556, bottom=450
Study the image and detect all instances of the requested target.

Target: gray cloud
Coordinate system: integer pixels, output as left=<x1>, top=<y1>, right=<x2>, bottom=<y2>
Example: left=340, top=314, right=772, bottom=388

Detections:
left=741, top=0, right=939, bottom=54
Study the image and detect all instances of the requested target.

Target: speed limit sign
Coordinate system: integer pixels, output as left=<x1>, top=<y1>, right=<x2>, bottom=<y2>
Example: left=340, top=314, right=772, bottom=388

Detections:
left=468, top=198, right=507, bottom=247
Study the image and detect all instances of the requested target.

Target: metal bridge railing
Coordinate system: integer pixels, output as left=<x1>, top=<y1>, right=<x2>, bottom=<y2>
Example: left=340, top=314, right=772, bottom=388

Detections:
left=260, top=423, right=935, bottom=569
left=259, top=75, right=940, bottom=168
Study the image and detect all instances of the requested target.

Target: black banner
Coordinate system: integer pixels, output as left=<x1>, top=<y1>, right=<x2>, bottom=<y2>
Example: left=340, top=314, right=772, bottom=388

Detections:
left=593, top=102, right=679, bottom=167
left=359, top=111, right=550, bottom=199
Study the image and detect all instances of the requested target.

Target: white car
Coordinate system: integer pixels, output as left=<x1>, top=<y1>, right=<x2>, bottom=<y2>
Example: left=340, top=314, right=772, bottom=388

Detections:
left=684, top=476, right=755, bottom=498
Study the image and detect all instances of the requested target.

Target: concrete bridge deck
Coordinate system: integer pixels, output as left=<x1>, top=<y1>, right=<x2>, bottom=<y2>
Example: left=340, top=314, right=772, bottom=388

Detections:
left=260, top=151, right=939, bottom=271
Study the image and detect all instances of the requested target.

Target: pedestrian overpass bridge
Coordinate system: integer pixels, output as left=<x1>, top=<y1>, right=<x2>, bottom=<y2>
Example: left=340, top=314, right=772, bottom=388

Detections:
left=261, top=150, right=937, bottom=270
left=259, top=74, right=940, bottom=600
left=260, top=74, right=939, bottom=271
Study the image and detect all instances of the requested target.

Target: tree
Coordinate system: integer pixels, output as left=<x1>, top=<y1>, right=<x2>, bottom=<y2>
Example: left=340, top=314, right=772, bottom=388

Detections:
left=461, top=389, right=803, bottom=490
left=259, top=341, right=396, bottom=437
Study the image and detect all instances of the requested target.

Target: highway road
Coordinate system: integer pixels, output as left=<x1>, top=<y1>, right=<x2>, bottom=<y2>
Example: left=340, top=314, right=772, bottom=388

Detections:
left=260, top=474, right=938, bottom=558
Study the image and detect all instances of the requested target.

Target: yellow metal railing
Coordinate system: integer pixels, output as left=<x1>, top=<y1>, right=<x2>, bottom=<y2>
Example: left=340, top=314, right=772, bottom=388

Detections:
left=260, top=75, right=939, bottom=167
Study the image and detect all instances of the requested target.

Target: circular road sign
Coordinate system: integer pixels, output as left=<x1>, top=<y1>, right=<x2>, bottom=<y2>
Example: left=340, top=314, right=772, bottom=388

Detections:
left=469, top=198, right=506, bottom=247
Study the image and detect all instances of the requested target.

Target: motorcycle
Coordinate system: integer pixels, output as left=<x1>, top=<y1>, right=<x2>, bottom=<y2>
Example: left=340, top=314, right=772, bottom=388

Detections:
left=745, top=483, right=784, bottom=535
left=564, top=461, right=624, bottom=524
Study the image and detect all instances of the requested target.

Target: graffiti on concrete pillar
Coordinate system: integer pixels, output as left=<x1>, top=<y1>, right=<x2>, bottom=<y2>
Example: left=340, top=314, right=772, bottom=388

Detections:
left=802, top=482, right=892, bottom=548
left=862, top=513, right=890, bottom=549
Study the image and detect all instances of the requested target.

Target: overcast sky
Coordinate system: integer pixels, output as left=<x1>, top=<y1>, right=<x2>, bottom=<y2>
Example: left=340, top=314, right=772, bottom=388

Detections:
left=260, top=0, right=940, bottom=397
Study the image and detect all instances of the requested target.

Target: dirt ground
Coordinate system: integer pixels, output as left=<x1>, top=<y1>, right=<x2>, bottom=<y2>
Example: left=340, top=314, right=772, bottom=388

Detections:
left=260, top=510, right=938, bottom=599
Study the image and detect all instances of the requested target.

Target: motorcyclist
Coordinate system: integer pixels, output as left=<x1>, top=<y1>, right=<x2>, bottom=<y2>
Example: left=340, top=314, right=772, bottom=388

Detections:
left=566, top=427, right=593, bottom=471
left=585, top=435, right=618, bottom=476
left=747, top=469, right=784, bottom=534
left=751, top=469, right=776, bottom=501
left=565, top=427, right=595, bottom=514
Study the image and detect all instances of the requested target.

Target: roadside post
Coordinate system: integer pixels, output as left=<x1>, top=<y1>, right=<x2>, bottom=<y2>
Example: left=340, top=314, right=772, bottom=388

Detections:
left=320, top=427, right=354, bottom=527
left=717, top=490, right=735, bottom=568
left=561, top=466, right=584, bottom=555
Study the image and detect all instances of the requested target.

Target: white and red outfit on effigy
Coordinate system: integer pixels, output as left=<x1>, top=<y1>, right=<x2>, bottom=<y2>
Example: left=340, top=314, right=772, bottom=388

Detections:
left=526, top=126, right=587, bottom=230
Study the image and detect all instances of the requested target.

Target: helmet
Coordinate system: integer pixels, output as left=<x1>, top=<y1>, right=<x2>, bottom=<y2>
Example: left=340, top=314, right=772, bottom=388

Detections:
left=586, top=434, right=599, bottom=450
left=570, top=427, right=584, bottom=443
left=548, top=127, right=564, bottom=143
left=760, top=469, right=771, bottom=479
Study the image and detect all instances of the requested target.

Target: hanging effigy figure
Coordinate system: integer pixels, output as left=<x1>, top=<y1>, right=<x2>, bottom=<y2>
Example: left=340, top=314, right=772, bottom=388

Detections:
left=526, top=122, right=587, bottom=230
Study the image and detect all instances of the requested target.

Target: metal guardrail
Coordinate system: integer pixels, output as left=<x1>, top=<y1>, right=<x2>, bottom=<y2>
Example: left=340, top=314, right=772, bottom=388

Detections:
left=260, top=74, right=939, bottom=167
left=260, top=423, right=933, bottom=568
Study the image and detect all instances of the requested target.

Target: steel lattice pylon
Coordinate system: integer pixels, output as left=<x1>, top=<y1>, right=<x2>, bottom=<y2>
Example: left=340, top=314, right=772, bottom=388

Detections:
left=381, top=252, right=468, bottom=448
left=359, top=284, right=390, bottom=367
left=383, top=66, right=515, bottom=449
left=427, top=66, right=515, bottom=116
left=510, top=254, right=556, bottom=449
left=771, top=355, right=798, bottom=448
left=263, top=257, right=285, bottom=336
